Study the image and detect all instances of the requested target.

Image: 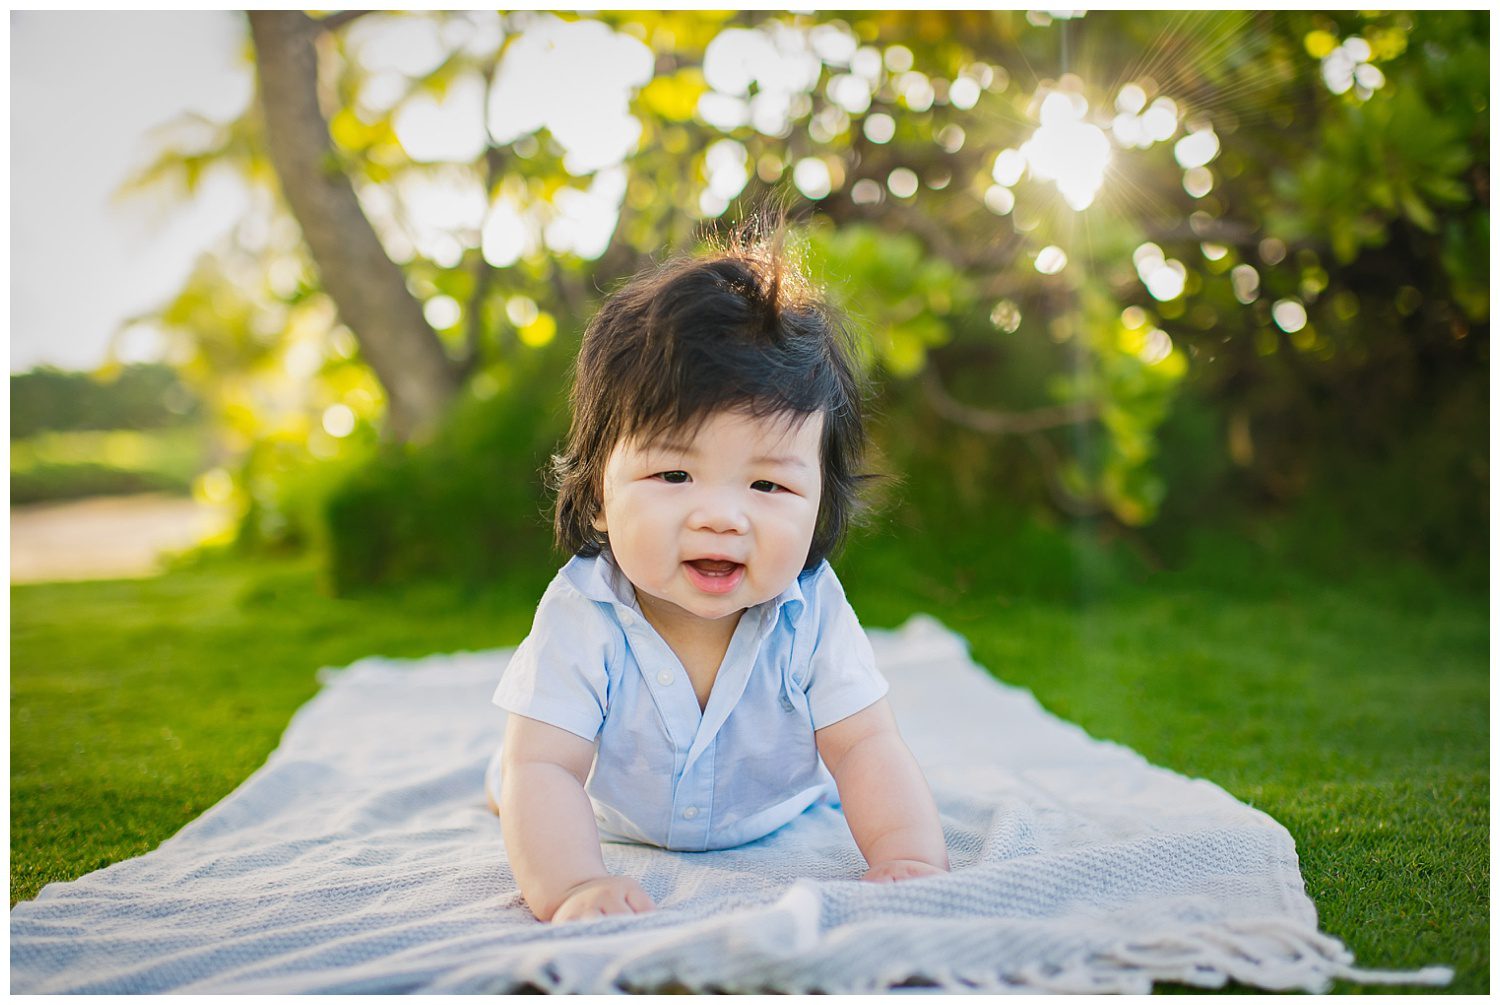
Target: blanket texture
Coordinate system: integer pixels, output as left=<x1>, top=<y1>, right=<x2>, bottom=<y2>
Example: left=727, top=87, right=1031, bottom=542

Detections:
left=10, top=616, right=1451, bottom=993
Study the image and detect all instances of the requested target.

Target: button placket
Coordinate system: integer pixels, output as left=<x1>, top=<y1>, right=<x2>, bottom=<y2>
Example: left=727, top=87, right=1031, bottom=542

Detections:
left=669, top=741, right=715, bottom=850
left=697, top=744, right=716, bottom=846
left=681, top=606, right=783, bottom=774
left=617, top=613, right=698, bottom=756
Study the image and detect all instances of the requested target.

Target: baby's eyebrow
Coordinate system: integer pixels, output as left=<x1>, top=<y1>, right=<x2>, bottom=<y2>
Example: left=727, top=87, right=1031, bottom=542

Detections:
left=644, top=437, right=698, bottom=457
left=753, top=454, right=811, bottom=469
left=641, top=440, right=809, bottom=470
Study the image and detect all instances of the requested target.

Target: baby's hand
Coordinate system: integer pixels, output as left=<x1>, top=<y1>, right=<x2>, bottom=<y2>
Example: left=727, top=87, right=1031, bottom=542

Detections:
left=550, top=876, right=656, bottom=923
left=862, top=859, right=948, bottom=884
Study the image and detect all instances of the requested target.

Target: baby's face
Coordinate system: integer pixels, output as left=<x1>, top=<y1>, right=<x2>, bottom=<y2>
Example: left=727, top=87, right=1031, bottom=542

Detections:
left=594, top=408, right=823, bottom=628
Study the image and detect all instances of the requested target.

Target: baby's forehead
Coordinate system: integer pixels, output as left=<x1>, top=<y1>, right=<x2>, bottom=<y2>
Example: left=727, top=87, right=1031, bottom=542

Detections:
left=625, top=408, right=822, bottom=454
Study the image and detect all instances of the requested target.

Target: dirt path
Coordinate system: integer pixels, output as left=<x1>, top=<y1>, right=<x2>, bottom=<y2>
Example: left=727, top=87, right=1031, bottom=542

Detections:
left=10, top=493, right=235, bottom=584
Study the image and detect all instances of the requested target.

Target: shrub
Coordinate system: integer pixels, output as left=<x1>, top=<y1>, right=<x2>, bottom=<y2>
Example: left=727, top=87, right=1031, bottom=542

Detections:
left=10, top=365, right=200, bottom=437
left=9, top=463, right=190, bottom=505
left=322, top=355, right=571, bottom=593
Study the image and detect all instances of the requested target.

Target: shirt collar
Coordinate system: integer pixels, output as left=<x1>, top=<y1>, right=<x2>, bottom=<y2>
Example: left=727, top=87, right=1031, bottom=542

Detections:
left=562, top=551, right=811, bottom=622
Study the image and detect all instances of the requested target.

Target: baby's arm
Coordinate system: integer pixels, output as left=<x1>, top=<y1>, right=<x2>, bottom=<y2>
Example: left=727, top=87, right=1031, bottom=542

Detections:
left=815, top=698, right=949, bottom=881
left=499, top=714, right=655, bottom=922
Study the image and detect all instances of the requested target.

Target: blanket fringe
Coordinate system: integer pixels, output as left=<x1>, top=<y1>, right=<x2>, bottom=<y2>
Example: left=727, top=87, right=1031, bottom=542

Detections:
left=631, top=916, right=1455, bottom=995
left=859, top=917, right=1455, bottom=995
left=581, top=913, right=1455, bottom=995
left=1090, top=916, right=1453, bottom=993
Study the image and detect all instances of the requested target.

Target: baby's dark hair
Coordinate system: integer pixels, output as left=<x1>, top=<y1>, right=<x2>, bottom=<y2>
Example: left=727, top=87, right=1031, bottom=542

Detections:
left=552, top=224, right=869, bottom=571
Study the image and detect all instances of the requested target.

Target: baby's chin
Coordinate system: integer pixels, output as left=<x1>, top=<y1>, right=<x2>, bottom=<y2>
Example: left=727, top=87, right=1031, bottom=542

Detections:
left=645, top=580, right=781, bottom=624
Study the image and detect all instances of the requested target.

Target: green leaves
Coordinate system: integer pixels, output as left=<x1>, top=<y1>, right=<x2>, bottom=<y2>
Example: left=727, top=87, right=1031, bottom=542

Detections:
left=803, top=222, right=973, bottom=378
left=1269, top=17, right=1480, bottom=268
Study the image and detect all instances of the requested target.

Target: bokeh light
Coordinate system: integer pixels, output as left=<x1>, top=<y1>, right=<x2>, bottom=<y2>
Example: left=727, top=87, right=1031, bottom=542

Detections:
left=1231, top=264, right=1261, bottom=304
left=1135, top=243, right=1187, bottom=301
left=1021, top=90, right=1111, bottom=210
left=482, top=197, right=530, bottom=267
left=393, top=74, right=487, bottom=163
left=863, top=112, right=896, bottom=144
left=1183, top=167, right=1213, bottom=198
left=990, top=299, right=1022, bottom=332
left=1035, top=245, right=1068, bottom=274
left=793, top=157, right=832, bottom=199
left=422, top=294, right=461, bottom=330
left=887, top=167, right=919, bottom=199
left=991, top=148, right=1026, bottom=187
left=545, top=167, right=626, bottom=258
left=1140, top=327, right=1174, bottom=365
left=948, top=76, right=981, bottom=109
left=1173, top=128, right=1220, bottom=170
left=1319, top=34, right=1387, bottom=100
left=1272, top=299, right=1309, bottom=333
left=1116, top=82, right=1146, bottom=114
left=983, top=184, right=1015, bottom=215
left=486, top=16, right=652, bottom=174
left=705, top=139, right=751, bottom=201
left=322, top=404, right=357, bottom=438
left=702, top=24, right=821, bottom=138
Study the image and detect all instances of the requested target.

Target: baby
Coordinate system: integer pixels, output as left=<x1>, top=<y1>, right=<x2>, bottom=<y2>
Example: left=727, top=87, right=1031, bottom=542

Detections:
left=486, top=231, right=949, bottom=923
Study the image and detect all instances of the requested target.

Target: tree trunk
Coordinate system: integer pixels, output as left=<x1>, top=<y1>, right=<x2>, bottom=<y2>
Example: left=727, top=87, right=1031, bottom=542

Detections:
left=247, top=11, right=460, bottom=441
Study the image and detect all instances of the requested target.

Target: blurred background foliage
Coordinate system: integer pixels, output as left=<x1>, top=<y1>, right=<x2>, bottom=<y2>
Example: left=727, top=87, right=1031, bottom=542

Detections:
left=14, top=9, right=1488, bottom=589
left=10, top=365, right=210, bottom=504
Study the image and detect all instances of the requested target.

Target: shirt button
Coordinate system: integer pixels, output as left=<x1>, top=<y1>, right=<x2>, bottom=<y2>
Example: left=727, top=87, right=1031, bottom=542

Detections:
left=681, top=806, right=699, bottom=820
left=656, top=670, right=673, bottom=686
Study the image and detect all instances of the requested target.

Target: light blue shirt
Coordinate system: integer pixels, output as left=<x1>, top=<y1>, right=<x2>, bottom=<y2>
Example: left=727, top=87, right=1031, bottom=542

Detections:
left=491, top=552, right=889, bottom=851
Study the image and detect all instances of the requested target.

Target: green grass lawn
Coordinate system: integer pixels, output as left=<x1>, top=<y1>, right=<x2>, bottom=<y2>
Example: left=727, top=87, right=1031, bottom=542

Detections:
left=10, top=524, right=1488, bottom=992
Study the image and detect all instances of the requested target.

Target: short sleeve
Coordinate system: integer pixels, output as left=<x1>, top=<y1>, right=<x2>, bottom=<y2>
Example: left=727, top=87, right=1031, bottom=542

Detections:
left=801, top=565, right=889, bottom=729
left=491, top=578, right=614, bottom=741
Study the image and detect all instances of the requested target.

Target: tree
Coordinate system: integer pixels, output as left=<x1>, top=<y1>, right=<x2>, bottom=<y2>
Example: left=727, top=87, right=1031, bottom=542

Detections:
left=129, top=10, right=1487, bottom=547
left=247, top=11, right=460, bottom=441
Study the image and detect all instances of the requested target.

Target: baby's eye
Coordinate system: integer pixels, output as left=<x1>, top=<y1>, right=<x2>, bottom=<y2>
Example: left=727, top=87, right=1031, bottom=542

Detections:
left=654, top=471, right=690, bottom=484
left=750, top=480, right=783, bottom=493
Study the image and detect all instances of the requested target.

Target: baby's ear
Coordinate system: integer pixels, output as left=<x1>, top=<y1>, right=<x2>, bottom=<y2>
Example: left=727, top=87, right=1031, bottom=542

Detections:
left=591, top=511, right=608, bottom=534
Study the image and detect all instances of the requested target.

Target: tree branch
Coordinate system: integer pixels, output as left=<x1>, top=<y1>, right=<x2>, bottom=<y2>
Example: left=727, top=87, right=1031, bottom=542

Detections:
left=920, top=369, right=1099, bottom=435
left=549, top=263, right=587, bottom=324
left=314, top=11, right=374, bottom=33
left=920, top=369, right=1104, bottom=516
left=461, top=213, right=499, bottom=378
left=461, top=54, right=508, bottom=379
left=1023, top=431, right=1106, bottom=518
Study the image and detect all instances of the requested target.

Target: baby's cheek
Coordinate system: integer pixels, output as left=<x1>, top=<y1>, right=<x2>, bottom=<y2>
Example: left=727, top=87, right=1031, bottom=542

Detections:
left=765, top=519, right=817, bottom=578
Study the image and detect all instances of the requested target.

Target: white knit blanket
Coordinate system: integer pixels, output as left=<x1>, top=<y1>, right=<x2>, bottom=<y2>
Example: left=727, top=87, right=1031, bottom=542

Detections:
left=10, top=616, right=1451, bottom=993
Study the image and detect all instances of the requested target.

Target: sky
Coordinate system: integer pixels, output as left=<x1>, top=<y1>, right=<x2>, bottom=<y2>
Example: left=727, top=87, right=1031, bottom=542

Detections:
left=6, top=11, right=674, bottom=374
left=10, top=11, right=251, bottom=373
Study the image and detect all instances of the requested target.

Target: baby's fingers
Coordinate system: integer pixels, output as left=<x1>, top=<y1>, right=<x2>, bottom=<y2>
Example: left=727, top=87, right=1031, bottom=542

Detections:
left=862, top=859, right=948, bottom=883
left=594, top=894, right=638, bottom=916
left=597, top=888, right=653, bottom=916
left=551, top=884, right=653, bottom=923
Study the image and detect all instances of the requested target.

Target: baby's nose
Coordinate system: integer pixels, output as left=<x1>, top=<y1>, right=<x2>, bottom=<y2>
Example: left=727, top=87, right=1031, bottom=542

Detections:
left=688, top=490, right=750, bottom=534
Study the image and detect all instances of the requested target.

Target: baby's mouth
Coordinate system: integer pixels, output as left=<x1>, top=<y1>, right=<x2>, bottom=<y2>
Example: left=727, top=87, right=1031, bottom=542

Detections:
left=686, top=558, right=742, bottom=577
left=683, top=558, right=746, bottom=595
